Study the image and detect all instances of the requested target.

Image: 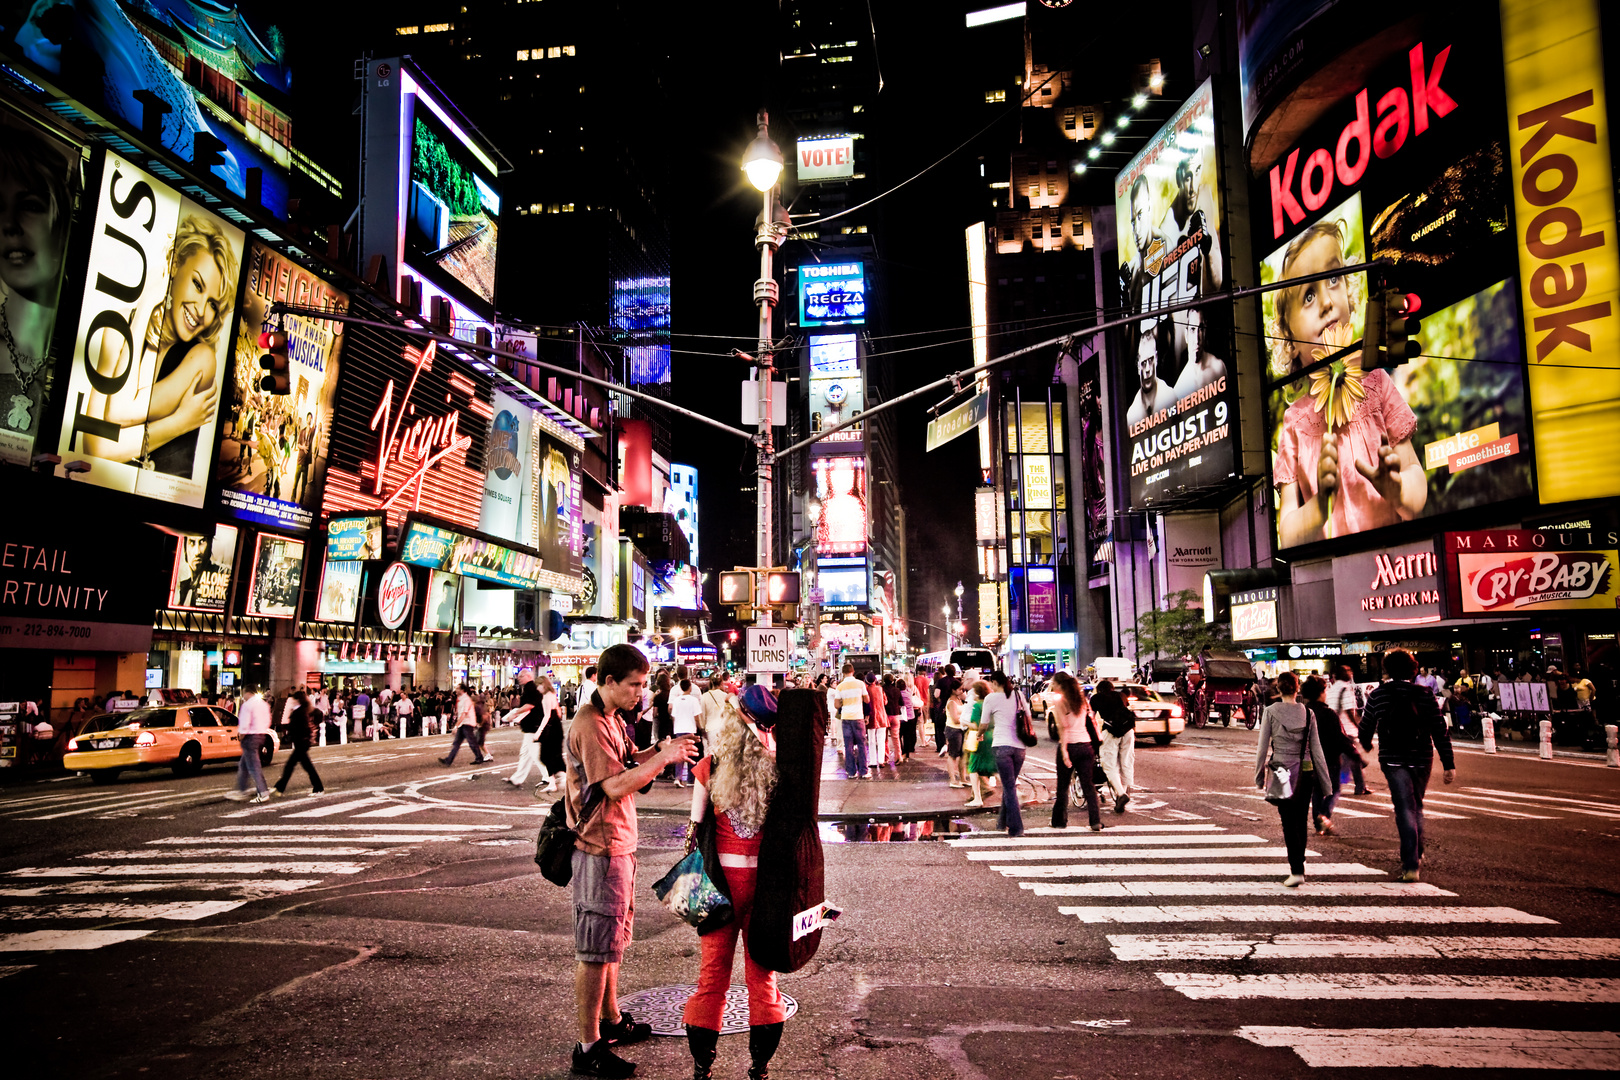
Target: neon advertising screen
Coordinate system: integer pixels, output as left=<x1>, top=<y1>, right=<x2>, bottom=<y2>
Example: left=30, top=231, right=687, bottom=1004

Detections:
left=799, top=262, right=866, bottom=327
left=817, top=556, right=869, bottom=606
left=406, top=91, right=501, bottom=317
left=4, top=0, right=307, bottom=217
left=316, top=559, right=364, bottom=624
left=812, top=457, right=868, bottom=555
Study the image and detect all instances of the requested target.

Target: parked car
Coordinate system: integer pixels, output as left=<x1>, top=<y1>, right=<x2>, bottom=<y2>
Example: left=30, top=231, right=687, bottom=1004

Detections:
left=63, top=706, right=279, bottom=784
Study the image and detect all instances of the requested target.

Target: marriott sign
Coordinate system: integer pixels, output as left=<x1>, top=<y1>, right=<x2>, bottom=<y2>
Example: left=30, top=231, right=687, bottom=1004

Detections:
left=1332, top=541, right=1443, bottom=635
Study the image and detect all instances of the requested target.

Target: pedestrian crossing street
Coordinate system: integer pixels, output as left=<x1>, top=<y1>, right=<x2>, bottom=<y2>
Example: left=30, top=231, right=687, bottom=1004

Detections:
left=944, top=814, right=1620, bottom=1070
left=0, top=785, right=518, bottom=965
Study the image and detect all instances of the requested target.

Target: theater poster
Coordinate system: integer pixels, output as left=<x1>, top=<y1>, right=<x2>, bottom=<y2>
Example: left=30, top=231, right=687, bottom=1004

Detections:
left=217, top=241, right=348, bottom=531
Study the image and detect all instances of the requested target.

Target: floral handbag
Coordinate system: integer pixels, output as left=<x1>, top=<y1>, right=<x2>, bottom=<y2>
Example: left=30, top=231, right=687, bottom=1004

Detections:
left=653, top=848, right=734, bottom=931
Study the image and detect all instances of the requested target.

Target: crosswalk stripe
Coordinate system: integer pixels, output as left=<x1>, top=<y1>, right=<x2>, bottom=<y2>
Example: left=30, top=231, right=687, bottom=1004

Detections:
left=1226, top=789, right=1470, bottom=820
left=1014, top=825, right=1223, bottom=835
left=152, top=834, right=462, bottom=845
left=0, top=789, right=140, bottom=811
left=352, top=803, right=434, bottom=818
left=1436, top=790, right=1620, bottom=820
left=18, top=791, right=208, bottom=820
left=1160, top=973, right=1618, bottom=1001
left=1419, top=795, right=1553, bottom=819
left=995, top=862, right=1384, bottom=878
left=0, top=930, right=156, bottom=951
left=206, top=823, right=508, bottom=833
left=81, top=847, right=393, bottom=859
left=0, top=965, right=33, bottom=979
left=967, top=846, right=1311, bottom=861
left=949, top=834, right=1268, bottom=849
left=5, top=862, right=368, bottom=877
left=1464, top=787, right=1620, bottom=813
left=279, top=796, right=395, bottom=818
left=1319, top=805, right=1383, bottom=818
left=1236, top=1026, right=1620, bottom=1069
left=1109, top=934, right=1620, bottom=961
left=1056, top=905, right=1556, bottom=925
left=0, top=880, right=322, bottom=899
left=1025, top=882, right=1455, bottom=898
left=0, top=901, right=247, bottom=921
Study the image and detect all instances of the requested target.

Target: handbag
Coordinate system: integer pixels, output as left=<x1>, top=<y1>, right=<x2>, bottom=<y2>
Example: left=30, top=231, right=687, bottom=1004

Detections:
left=964, top=728, right=982, bottom=752
left=1264, top=708, right=1312, bottom=804
left=652, top=848, right=735, bottom=931
left=1015, top=692, right=1038, bottom=747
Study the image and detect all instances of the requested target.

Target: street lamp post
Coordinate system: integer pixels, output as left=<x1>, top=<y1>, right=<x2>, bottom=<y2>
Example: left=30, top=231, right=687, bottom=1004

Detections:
left=954, top=581, right=965, bottom=642
left=942, top=604, right=954, bottom=650
left=743, top=111, right=785, bottom=628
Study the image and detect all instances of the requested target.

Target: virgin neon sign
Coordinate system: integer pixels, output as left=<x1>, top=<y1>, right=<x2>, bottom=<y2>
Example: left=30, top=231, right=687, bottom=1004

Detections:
left=370, top=340, right=476, bottom=511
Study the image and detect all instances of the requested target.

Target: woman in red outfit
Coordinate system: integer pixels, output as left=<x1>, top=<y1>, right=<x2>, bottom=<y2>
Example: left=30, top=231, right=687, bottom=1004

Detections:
left=683, top=685, right=787, bottom=1080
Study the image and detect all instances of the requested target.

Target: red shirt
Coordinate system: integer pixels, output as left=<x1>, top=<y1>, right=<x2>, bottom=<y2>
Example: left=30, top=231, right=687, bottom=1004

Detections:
left=693, top=756, right=763, bottom=856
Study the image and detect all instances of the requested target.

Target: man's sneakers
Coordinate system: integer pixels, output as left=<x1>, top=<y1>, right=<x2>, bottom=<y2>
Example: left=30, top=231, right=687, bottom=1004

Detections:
left=572, top=1040, right=636, bottom=1078
left=1113, top=792, right=1130, bottom=814
left=250, top=792, right=271, bottom=804
left=1396, top=868, right=1421, bottom=883
left=600, top=1011, right=652, bottom=1046
left=223, top=790, right=250, bottom=802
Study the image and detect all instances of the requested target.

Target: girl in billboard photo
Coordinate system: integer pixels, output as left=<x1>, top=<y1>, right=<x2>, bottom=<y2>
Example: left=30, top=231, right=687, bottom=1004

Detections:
left=81, top=213, right=239, bottom=476
left=0, top=118, right=75, bottom=454
left=1270, top=217, right=1426, bottom=547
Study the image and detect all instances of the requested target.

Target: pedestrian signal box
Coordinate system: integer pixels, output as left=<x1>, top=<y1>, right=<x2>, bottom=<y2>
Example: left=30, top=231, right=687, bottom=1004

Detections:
left=718, top=571, right=753, bottom=605
left=765, top=571, right=800, bottom=604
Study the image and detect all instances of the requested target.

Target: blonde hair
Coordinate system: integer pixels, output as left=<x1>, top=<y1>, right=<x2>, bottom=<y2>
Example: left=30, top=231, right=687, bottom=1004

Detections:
left=146, top=214, right=239, bottom=355
left=706, top=700, right=778, bottom=833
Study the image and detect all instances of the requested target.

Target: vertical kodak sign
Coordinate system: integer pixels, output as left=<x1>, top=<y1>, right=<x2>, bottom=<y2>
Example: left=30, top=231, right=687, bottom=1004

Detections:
left=1500, top=0, right=1620, bottom=503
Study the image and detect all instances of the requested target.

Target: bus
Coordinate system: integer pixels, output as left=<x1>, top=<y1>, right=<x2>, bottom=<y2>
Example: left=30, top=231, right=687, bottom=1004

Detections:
left=916, top=648, right=997, bottom=680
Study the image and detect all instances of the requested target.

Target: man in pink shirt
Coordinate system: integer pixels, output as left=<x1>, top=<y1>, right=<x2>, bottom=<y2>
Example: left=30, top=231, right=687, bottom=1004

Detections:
left=226, top=686, right=273, bottom=803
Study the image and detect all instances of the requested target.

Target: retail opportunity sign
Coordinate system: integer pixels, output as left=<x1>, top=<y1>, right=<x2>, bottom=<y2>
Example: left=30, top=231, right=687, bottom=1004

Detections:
left=1333, top=540, right=1443, bottom=633
left=1444, top=528, right=1619, bottom=615
left=1500, top=0, right=1620, bottom=504
left=796, top=135, right=856, bottom=183
left=0, top=520, right=165, bottom=651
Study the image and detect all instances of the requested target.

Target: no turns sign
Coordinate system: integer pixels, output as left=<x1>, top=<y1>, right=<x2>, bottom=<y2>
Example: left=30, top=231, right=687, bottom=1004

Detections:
left=745, top=627, right=790, bottom=674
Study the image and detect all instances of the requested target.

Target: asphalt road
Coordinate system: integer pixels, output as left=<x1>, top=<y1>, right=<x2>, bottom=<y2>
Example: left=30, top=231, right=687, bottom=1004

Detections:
left=2, top=725, right=1617, bottom=1079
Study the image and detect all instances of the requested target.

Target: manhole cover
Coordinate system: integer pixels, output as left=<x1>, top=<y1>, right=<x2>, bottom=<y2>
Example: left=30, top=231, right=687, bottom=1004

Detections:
left=617, top=985, right=799, bottom=1036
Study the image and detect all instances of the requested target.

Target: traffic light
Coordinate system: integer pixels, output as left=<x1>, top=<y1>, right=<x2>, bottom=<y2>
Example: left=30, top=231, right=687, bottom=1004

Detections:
left=258, top=329, right=290, bottom=394
left=765, top=570, right=800, bottom=604
left=718, top=570, right=753, bottom=605
left=1360, top=289, right=1385, bottom=373
left=1383, top=290, right=1421, bottom=368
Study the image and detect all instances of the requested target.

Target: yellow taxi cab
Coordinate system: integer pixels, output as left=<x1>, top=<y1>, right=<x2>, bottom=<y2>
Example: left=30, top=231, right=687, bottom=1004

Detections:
left=63, top=705, right=279, bottom=784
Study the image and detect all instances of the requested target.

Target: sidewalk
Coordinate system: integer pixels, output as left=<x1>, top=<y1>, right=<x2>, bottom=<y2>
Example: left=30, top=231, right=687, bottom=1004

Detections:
left=635, top=735, right=1011, bottom=822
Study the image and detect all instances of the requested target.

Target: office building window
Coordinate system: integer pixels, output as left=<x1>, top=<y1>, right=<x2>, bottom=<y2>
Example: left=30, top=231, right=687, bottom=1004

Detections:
left=984, top=89, right=1006, bottom=103
left=396, top=25, right=418, bottom=34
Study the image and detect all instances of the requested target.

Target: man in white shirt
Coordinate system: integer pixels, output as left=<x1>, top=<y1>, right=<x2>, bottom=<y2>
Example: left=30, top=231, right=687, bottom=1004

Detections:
left=835, top=664, right=869, bottom=779
left=226, top=687, right=273, bottom=803
left=1326, top=665, right=1369, bottom=795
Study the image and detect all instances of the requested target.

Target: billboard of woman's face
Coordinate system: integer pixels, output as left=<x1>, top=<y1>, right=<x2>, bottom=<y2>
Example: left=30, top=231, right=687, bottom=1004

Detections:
left=0, top=106, right=79, bottom=466
left=56, top=154, right=245, bottom=507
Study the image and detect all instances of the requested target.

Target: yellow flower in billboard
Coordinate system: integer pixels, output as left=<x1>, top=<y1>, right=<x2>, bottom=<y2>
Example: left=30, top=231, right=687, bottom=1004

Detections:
left=1307, top=321, right=1364, bottom=432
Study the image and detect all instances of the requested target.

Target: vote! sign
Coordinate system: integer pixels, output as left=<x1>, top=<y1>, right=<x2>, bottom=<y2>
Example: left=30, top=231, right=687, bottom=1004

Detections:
left=745, top=627, right=791, bottom=673
left=796, top=136, right=855, bottom=183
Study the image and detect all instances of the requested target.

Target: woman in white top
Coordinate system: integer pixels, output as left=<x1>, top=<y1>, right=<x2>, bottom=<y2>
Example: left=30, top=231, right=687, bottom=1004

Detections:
left=983, top=671, right=1027, bottom=837
left=1254, top=670, right=1331, bottom=887
left=671, top=678, right=703, bottom=787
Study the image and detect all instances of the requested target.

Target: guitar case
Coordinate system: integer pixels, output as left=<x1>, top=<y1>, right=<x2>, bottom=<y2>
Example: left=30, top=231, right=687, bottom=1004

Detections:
left=747, top=688, right=829, bottom=973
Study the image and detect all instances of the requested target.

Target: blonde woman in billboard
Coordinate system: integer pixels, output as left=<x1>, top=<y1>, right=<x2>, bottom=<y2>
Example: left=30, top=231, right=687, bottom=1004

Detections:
left=82, top=213, right=238, bottom=475
left=0, top=120, right=75, bottom=442
left=1271, top=219, right=1425, bottom=547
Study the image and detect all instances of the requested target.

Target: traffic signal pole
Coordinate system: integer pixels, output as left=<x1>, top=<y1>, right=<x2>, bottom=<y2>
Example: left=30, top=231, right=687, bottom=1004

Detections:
left=751, top=113, right=786, bottom=629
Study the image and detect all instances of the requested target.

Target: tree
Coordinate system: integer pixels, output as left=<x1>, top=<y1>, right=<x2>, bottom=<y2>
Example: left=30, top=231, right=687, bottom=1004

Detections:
left=1123, top=590, right=1231, bottom=663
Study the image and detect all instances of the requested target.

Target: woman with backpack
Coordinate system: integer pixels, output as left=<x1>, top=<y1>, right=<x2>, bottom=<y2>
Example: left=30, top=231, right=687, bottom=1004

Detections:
left=1254, top=670, right=1332, bottom=887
